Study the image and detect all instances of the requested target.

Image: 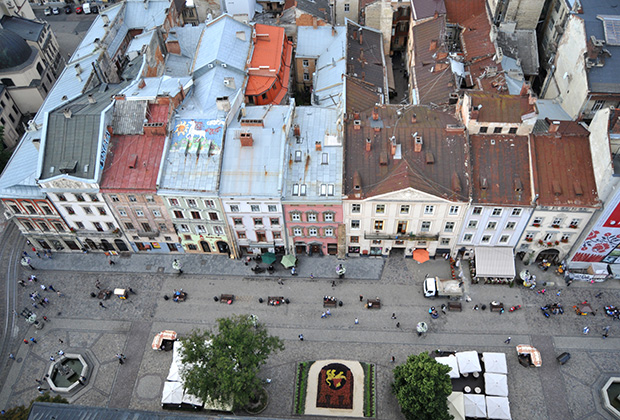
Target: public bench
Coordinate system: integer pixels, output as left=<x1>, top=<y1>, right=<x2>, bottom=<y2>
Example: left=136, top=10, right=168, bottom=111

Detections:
left=448, top=301, right=462, bottom=312
left=220, top=294, right=235, bottom=304
left=366, top=298, right=381, bottom=309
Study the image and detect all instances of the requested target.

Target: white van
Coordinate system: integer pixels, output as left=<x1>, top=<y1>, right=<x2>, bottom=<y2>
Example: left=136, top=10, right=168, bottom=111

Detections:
left=83, top=2, right=91, bottom=14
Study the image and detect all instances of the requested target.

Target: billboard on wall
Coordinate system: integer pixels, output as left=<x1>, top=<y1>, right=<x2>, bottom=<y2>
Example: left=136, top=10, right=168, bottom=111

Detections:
left=572, top=191, right=620, bottom=263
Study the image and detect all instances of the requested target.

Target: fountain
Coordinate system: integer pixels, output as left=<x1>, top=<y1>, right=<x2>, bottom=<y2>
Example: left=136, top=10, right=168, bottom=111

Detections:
left=46, top=353, right=90, bottom=393
left=602, top=377, right=620, bottom=419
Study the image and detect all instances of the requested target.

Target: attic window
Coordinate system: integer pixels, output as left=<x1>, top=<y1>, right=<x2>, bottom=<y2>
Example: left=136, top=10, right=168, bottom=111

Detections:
left=295, top=150, right=302, bottom=162
left=598, top=15, right=620, bottom=46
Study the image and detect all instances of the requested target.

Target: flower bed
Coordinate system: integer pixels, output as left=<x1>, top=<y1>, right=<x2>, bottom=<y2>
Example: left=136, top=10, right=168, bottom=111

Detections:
left=294, top=361, right=313, bottom=415
left=316, top=363, right=353, bottom=409
left=362, top=362, right=376, bottom=417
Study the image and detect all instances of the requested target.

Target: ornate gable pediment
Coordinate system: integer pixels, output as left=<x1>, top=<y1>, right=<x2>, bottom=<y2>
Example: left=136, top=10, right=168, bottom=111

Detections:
left=369, top=188, right=452, bottom=203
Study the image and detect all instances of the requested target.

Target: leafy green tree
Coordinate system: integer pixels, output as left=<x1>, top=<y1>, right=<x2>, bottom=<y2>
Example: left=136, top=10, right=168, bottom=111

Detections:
left=180, top=314, right=284, bottom=410
left=392, top=352, right=453, bottom=420
left=2, top=393, right=68, bottom=419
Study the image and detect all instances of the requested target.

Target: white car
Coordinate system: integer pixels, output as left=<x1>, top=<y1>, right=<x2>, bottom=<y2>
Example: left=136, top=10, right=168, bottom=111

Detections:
left=52, top=7, right=60, bottom=14
left=44, top=7, right=51, bottom=15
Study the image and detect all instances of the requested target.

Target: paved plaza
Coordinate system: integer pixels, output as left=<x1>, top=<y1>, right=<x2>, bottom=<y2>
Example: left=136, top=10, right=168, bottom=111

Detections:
left=0, top=244, right=619, bottom=420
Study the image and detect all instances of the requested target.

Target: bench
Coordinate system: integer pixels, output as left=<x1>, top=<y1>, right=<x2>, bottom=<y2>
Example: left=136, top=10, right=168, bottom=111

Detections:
left=323, top=298, right=338, bottom=308
left=490, top=302, right=504, bottom=312
left=268, top=296, right=286, bottom=306
left=448, top=302, right=462, bottom=312
left=220, top=294, right=235, bottom=304
left=366, top=298, right=381, bottom=309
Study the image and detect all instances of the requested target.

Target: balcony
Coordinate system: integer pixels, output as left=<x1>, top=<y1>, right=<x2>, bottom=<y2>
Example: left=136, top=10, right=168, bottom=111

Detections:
left=364, top=232, right=439, bottom=241
left=73, top=229, right=122, bottom=237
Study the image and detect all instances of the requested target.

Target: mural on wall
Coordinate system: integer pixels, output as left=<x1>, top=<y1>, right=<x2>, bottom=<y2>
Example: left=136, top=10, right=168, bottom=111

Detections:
left=171, top=119, right=224, bottom=156
left=571, top=191, right=620, bottom=263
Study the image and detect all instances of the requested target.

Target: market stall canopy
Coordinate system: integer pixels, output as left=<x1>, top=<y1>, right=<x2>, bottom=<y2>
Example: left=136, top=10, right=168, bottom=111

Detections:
left=448, top=391, right=465, bottom=420
left=484, top=372, right=508, bottom=397
left=482, top=352, right=508, bottom=374
left=413, top=248, right=430, bottom=263
left=152, top=330, right=177, bottom=350
left=161, top=381, right=184, bottom=405
left=280, top=254, right=297, bottom=268
left=436, top=355, right=460, bottom=379
left=474, top=247, right=516, bottom=279
left=456, top=351, right=482, bottom=374
left=182, top=390, right=203, bottom=407
left=516, top=344, right=542, bottom=367
left=464, top=393, right=487, bottom=418
left=486, top=395, right=512, bottom=419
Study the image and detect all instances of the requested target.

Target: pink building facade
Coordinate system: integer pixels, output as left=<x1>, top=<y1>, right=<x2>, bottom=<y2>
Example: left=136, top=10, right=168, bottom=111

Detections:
left=284, top=203, right=343, bottom=256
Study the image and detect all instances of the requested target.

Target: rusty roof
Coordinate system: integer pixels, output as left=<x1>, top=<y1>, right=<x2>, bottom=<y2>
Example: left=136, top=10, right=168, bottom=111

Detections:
left=470, top=134, right=531, bottom=205
left=100, top=104, right=168, bottom=193
left=444, top=0, right=486, bottom=25
left=467, top=91, right=535, bottom=123
left=346, top=21, right=387, bottom=94
left=411, top=14, right=455, bottom=105
left=343, top=104, right=469, bottom=201
left=531, top=132, right=599, bottom=207
left=345, top=76, right=382, bottom=114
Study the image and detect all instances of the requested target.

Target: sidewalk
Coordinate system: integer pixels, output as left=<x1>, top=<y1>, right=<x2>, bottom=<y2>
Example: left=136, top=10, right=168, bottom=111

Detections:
left=21, top=251, right=385, bottom=281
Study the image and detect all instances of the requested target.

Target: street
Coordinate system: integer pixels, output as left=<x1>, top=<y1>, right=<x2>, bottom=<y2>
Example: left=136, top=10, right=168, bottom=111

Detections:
left=32, top=7, right=98, bottom=60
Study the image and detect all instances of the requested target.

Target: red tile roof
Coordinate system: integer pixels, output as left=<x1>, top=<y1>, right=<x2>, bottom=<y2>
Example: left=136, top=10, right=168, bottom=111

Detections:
left=531, top=132, right=599, bottom=208
left=467, top=91, right=535, bottom=123
left=246, top=24, right=292, bottom=101
left=444, top=0, right=486, bottom=25
left=100, top=104, right=168, bottom=193
left=470, top=134, right=532, bottom=205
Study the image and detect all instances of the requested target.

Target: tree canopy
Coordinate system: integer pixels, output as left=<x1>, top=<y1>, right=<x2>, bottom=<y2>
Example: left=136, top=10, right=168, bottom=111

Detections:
left=2, top=393, right=68, bottom=420
left=392, top=352, right=453, bottom=420
left=180, top=314, right=284, bottom=410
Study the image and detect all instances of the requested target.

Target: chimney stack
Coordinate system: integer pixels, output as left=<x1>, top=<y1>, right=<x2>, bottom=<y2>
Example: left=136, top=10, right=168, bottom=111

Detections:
left=365, top=137, right=371, bottom=152
left=549, top=121, right=560, bottom=133
left=88, top=94, right=96, bottom=104
left=63, top=108, right=72, bottom=119
left=372, top=106, right=379, bottom=120
left=240, top=132, right=254, bottom=147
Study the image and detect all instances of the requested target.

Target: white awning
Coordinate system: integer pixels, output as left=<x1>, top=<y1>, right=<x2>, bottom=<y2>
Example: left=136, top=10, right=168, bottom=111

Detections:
left=474, top=247, right=516, bottom=279
left=436, top=355, right=460, bottom=379
left=484, top=372, right=508, bottom=397
left=486, top=396, right=512, bottom=419
left=162, top=381, right=184, bottom=405
left=456, top=351, right=481, bottom=374
left=482, top=352, right=508, bottom=374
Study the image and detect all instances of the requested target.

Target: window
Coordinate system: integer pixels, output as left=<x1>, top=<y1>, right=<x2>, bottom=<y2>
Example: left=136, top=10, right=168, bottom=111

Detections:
left=187, top=243, right=198, bottom=250
left=253, top=218, right=263, bottom=226
left=506, top=221, right=516, bottom=230
left=93, top=222, right=103, bottom=231
left=106, top=222, right=115, bottom=229
left=65, top=206, right=75, bottom=215
left=322, top=153, right=329, bottom=165
left=479, top=126, right=488, bottom=134
left=592, top=100, right=606, bottom=111
left=324, top=213, right=334, bottom=222
left=119, top=209, right=127, bottom=216
left=153, top=210, right=162, bottom=217
left=97, top=207, right=106, bottom=215
left=472, top=207, right=482, bottom=215
left=375, top=204, right=385, bottom=214
left=268, top=205, right=277, bottom=212
left=25, top=205, right=36, bottom=214
left=481, top=235, right=492, bottom=243
left=533, top=217, right=543, bottom=226
left=39, top=222, right=50, bottom=232
left=110, top=195, right=119, bottom=202
left=511, top=208, right=522, bottom=217
left=75, top=194, right=85, bottom=201
left=89, top=194, right=99, bottom=202
left=83, top=207, right=92, bottom=214
left=499, top=234, right=510, bottom=243
left=251, top=205, right=260, bottom=212
left=191, top=211, right=201, bottom=220
left=9, top=204, right=20, bottom=213
left=237, top=231, right=247, bottom=239
left=179, top=224, right=190, bottom=232
left=309, top=227, right=318, bottom=236
left=233, top=217, right=243, bottom=225
left=569, top=219, right=580, bottom=228
left=351, top=220, right=360, bottom=229
left=53, top=222, right=65, bottom=232
left=561, top=233, right=570, bottom=242
left=508, top=127, right=517, bottom=134
left=272, top=231, right=281, bottom=239
left=57, top=194, right=67, bottom=201
left=41, top=205, right=53, bottom=215
left=141, top=223, right=152, bottom=232
left=544, top=233, right=554, bottom=242
left=174, top=210, right=184, bottom=218
left=209, top=212, right=219, bottom=221
left=350, top=236, right=359, bottom=243
left=328, top=184, right=335, bottom=196
left=352, top=204, right=361, bottom=213
left=467, top=220, right=478, bottom=229
left=552, top=217, right=562, bottom=227
left=421, top=221, right=431, bottom=232
left=204, top=200, right=215, bottom=208
left=136, top=210, right=144, bottom=217
left=302, top=59, right=309, bottom=67
left=295, top=150, right=302, bottom=162
left=196, top=225, right=207, bottom=234
left=525, top=233, right=534, bottom=241
left=374, top=220, right=384, bottom=230
left=325, top=227, right=333, bottom=236
left=444, top=222, right=455, bottom=232
left=300, top=184, right=307, bottom=196
left=463, top=233, right=473, bottom=242
left=493, top=127, right=503, bottom=134
left=293, top=184, right=299, bottom=196
left=293, top=227, right=303, bottom=236
left=492, top=208, right=502, bottom=216
left=449, top=206, right=459, bottom=215
left=487, top=221, right=497, bottom=230
left=187, top=199, right=197, bottom=207
left=145, top=195, right=155, bottom=203
left=291, top=212, right=301, bottom=221
left=344, top=3, right=349, bottom=11
left=424, top=205, right=435, bottom=214
left=307, top=213, right=317, bottom=222
left=230, top=205, right=239, bottom=212
left=303, top=72, right=310, bottom=81
left=76, top=222, right=85, bottom=229
left=400, top=205, right=410, bottom=214
left=270, top=218, right=280, bottom=225
left=440, top=238, right=450, bottom=246
left=169, top=198, right=179, bottom=206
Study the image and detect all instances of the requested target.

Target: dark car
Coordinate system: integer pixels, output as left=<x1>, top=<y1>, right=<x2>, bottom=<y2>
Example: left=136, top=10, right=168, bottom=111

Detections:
left=64, top=4, right=72, bottom=13
left=90, top=4, right=99, bottom=13
left=75, top=5, right=83, bottom=13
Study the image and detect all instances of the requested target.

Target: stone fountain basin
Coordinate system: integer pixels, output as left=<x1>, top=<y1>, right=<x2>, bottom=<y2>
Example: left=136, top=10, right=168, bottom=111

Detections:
left=46, top=353, right=89, bottom=393
left=602, top=377, right=620, bottom=419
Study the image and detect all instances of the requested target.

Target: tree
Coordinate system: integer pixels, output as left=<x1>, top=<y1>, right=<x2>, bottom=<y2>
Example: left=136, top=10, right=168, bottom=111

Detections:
left=2, top=393, right=68, bottom=419
left=180, top=314, right=284, bottom=410
left=392, top=352, right=453, bottom=420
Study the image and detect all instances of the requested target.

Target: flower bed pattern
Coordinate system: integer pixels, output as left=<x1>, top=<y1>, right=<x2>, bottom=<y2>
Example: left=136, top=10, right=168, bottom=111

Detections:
left=294, top=361, right=313, bottom=414
left=362, top=362, right=376, bottom=417
left=316, top=363, right=353, bottom=409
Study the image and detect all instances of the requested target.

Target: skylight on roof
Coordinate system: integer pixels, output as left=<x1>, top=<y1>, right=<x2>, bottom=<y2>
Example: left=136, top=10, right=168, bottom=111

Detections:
left=598, top=15, right=620, bottom=46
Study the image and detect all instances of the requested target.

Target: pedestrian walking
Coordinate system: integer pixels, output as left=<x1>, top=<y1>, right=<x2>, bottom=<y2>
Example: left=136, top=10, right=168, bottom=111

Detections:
left=99, top=302, right=106, bottom=309
left=47, top=250, right=52, bottom=259
left=441, top=304, right=447, bottom=314
left=56, top=291, right=63, bottom=297
left=58, top=350, right=64, bottom=356
left=8, top=354, right=15, bottom=360
left=23, top=339, right=28, bottom=345
left=298, top=334, right=304, bottom=341
left=48, top=284, right=55, bottom=292
left=49, top=356, right=55, bottom=361
left=321, top=312, right=326, bottom=318
left=603, top=326, right=610, bottom=339
left=18, top=280, right=25, bottom=287
left=108, top=258, right=116, bottom=265
left=23, top=251, right=29, bottom=258
left=29, top=337, right=37, bottom=344
left=116, top=353, right=125, bottom=364
left=43, top=316, right=49, bottom=322
left=326, top=309, right=331, bottom=316
left=331, top=281, right=336, bottom=287
left=34, top=379, right=42, bottom=385
left=391, top=356, right=395, bottom=363
left=36, top=251, right=42, bottom=259
left=504, top=336, right=511, bottom=344
left=396, top=322, right=400, bottom=328
left=32, top=302, right=38, bottom=309
left=59, top=338, right=63, bottom=344
left=359, top=295, right=363, bottom=302
left=277, top=278, right=283, bottom=285
left=354, top=318, right=359, bottom=325
left=583, top=326, right=590, bottom=335
left=172, top=259, right=183, bottom=274
left=310, top=273, right=314, bottom=279
left=37, top=386, right=46, bottom=394
left=95, top=280, right=101, bottom=290
left=43, top=298, right=49, bottom=304
left=391, top=313, right=397, bottom=319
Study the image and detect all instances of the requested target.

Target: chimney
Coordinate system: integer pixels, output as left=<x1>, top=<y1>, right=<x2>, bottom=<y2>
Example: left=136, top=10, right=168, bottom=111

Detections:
left=74, top=63, right=82, bottom=75
left=353, top=30, right=357, bottom=41
left=138, top=79, right=146, bottom=89
left=372, top=106, right=379, bottom=120
left=315, top=141, right=322, bottom=151
left=236, top=31, right=246, bottom=41
left=414, top=135, right=423, bottom=152
left=143, top=122, right=166, bottom=136
left=128, top=154, right=138, bottom=168
left=88, top=94, right=96, bottom=104
left=390, top=137, right=396, bottom=156
left=359, top=29, right=363, bottom=45
left=313, top=17, right=317, bottom=29
left=293, top=124, right=301, bottom=137
left=549, top=121, right=560, bottom=133
left=216, top=96, right=231, bottom=112
left=101, top=14, right=109, bottom=25
left=365, top=137, right=371, bottom=152
left=332, top=26, right=336, bottom=36
left=240, top=132, right=253, bottom=147
left=411, top=113, right=417, bottom=123
left=223, top=77, right=236, bottom=89
left=63, top=108, right=72, bottom=119
left=166, top=39, right=181, bottom=55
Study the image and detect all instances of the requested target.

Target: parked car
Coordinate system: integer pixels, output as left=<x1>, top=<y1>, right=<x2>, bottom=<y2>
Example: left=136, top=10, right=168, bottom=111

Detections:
left=64, top=4, right=72, bottom=13
left=75, top=5, right=83, bottom=13
left=82, top=2, right=90, bottom=13
left=90, top=4, right=98, bottom=13
left=52, top=7, right=60, bottom=14
left=44, top=6, right=51, bottom=15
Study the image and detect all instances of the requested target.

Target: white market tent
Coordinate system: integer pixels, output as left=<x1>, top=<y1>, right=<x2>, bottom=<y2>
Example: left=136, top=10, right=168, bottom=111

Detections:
left=182, top=390, right=204, bottom=407
left=486, top=395, right=512, bottom=419
left=482, top=352, right=508, bottom=374
left=464, top=393, right=487, bottom=418
left=456, top=351, right=482, bottom=374
left=167, top=356, right=182, bottom=382
left=161, top=381, right=184, bottom=405
left=436, top=355, right=460, bottom=379
left=474, top=247, right=516, bottom=280
left=447, top=391, right=465, bottom=420
left=484, top=373, right=509, bottom=397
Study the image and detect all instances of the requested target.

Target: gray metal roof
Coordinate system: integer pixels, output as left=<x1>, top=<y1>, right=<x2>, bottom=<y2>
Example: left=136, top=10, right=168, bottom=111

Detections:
left=70, top=3, right=124, bottom=62
left=296, top=26, right=346, bottom=58
left=296, top=0, right=332, bottom=24
left=535, top=98, right=572, bottom=121
left=313, top=28, right=347, bottom=107
left=0, top=16, right=44, bottom=42
left=0, top=133, right=45, bottom=199
left=120, top=75, right=193, bottom=100
left=283, top=106, right=343, bottom=202
left=219, top=103, right=294, bottom=197
left=164, top=24, right=206, bottom=76
left=112, top=100, right=148, bottom=135
left=496, top=28, right=539, bottom=76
